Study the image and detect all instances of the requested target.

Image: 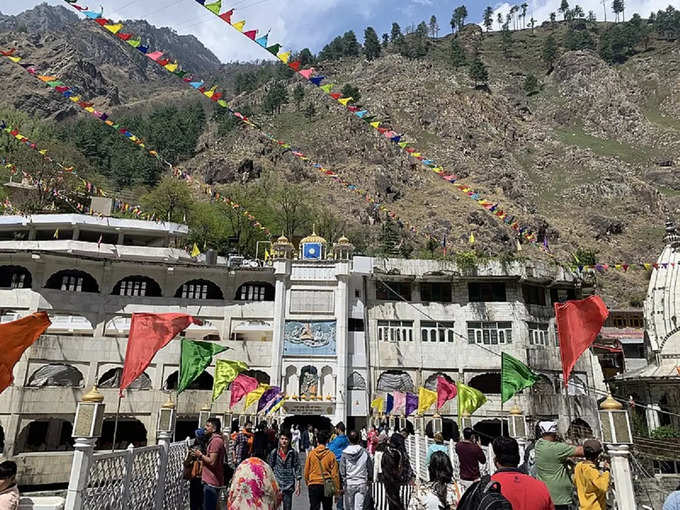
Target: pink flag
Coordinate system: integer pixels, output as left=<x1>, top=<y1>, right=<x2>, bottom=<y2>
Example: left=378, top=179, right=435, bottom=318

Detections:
left=146, top=51, right=164, bottom=61
left=230, top=373, right=259, bottom=408
left=392, top=391, right=406, bottom=414
left=299, top=68, right=315, bottom=79
left=436, top=376, right=457, bottom=409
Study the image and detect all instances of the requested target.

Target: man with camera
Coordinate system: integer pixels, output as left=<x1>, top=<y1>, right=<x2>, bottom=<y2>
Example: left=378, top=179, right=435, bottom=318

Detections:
left=455, top=427, right=486, bottom=493
left=574, top=439, right=610, bottom=510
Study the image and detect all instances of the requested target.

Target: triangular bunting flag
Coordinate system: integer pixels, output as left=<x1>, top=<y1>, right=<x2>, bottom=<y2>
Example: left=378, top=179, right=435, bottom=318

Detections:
left=277, top=51, right=290, bottom=63
left=255, top=34, right=268, bottom=46
left=232, top=20, right=246, bottom=31
left=370, top=121, right=380, bottom=128
left=310, top=75, right=325, bottom=86
left=266, top=43, right=281, bottom=55
left=329, top=92, right=341, bottom=99
left=219, top=9, right=233, bottom=22
left=205, top=0, right=221, bottom=14
left=103, top=23, right=123, bottom=34
left=320, top=84, right=333, bottom=93
left=338, top=97, right=352, bottom=106
left=298, top=68, right=315, bottom=79
left=289, top=60, right=301, bottom=71
left=243, top=29, right=257, bottom=40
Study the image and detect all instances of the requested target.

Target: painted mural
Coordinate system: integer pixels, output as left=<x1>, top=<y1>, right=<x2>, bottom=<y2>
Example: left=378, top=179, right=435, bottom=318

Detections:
left=283, top=320, right=336, bottom=356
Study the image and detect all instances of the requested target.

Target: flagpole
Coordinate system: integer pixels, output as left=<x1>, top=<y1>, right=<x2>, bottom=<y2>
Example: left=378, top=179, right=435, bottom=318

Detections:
left=111, top=393, right=122, bottom=453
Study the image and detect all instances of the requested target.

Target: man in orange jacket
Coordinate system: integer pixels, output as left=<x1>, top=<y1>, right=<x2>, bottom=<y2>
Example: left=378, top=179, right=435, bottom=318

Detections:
left=304, top=429, right=341, bottom=510
left=230, top=421, right=254, bottom=467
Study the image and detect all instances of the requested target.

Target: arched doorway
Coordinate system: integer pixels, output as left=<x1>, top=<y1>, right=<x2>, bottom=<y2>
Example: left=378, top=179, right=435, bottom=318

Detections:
left=96, top=418, right=147, bottom=450
left=282, top=415, right=333, bottom=434
left=567, top=418, right=594, bottom=440
left=15, top=419, right=74, bottom=453
left=176, top=418, right=199, bottom=442
left=425, top=418, right=459, bottom=441
left=164, top=371, right=213, bottom=390
left=473, top=418, right=508, bottom=446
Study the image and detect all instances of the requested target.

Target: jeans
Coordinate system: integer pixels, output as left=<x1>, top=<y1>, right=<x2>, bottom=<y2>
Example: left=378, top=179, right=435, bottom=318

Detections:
left=344, top=484, right=367, bottom=510
left=337, top=492, right=344, bottom=510
left=189, top=478, right=203, bottom=510
left=309, top=484, right=333, bottom=510
left=202, top=483, right=219, bottom=510
left=282, top=489, right=294, bottom=510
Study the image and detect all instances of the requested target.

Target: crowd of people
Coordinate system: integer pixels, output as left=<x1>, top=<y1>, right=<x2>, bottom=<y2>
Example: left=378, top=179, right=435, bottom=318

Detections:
left=181, top=416, right=628, bottom=510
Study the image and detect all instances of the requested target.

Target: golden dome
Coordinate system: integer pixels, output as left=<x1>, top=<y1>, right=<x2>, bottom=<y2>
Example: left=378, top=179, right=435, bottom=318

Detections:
left=276, top=233, right=290, bottom=244
left=336, top=235, right=351, bottom=245
left=82, top=385, right=104, bottom=403
left=162, top=395, right=175, bottom=409
left=600, top=392, right=623, bottom=410
left=509, top=403, right=523, bottom=415
left=300, top=226, right=327, bottom=245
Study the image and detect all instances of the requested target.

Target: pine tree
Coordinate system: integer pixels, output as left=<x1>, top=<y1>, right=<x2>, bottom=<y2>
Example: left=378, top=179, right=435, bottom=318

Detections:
left=530, top=17, right=536, bottom=34
left=542, top=34, right=558, bottom=71
left=382, top=33, right=389, bottom=47
left=298, top=48, right=315, bottom=66
left=559, top=0, right=569, bottom=19
left=342, top=30, right=361, bottom=56
left=451, top=5, right=468, bottom=33
left=341, top=84, right=361, bottom=103
left=379, top=219, right=401, bottom=256
left=497, top=12, right=503, bottom=29
left=501, top=26, right=513, bottom=56
left=524, top=74, right=539, bottom=95
left=429, top=15, right=439, bottom=38
left=521, top=3, right=528, bottom=28
left=550, top=12, right=557, bottom=24
left=483, top=6, right=494, bottom=32
left=292, top=84, right=305, bottom=111
left=391, top=22, right=403, bottom=42
left=263, top=81, right=288, bottom=114
left=450, top=38, right=467, bottom=67
left=468, top=57, right=488, bottom=88
left=612, top=0, right=624, bottom=22
left=364, top=26, right=381, bottom=60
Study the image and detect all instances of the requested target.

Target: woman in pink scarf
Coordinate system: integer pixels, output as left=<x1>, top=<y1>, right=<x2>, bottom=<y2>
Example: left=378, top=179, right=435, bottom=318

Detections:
left=227, top=457, right=282, bottom=510
left=367, top=426, right=379, bottom=455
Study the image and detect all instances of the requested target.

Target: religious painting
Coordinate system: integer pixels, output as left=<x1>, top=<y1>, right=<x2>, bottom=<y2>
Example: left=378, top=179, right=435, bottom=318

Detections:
left=300, top=366, right=318, bottom=397
left=283, top=320, right=336, bottom=356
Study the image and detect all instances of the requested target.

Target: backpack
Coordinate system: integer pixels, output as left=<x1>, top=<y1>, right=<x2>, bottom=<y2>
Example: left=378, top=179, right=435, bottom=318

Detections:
left=456, top=475, right=512, bottom=510
left=381, top=445, right=413, bottom=485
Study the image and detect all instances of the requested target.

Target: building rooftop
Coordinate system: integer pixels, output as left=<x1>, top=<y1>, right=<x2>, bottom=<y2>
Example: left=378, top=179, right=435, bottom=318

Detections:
left=0, top=214, right=188, bottom=236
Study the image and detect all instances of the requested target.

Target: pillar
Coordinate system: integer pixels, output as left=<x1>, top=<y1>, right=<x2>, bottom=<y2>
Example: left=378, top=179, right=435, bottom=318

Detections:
left=608, top=444, right=636, bottom=510
left=335, top=267, right=349, bottom=423
left=271, top=260, right=290, bottom=387
left=64, top=437, right=97, bottom=510
left=645, top=404, right=661, bottom=432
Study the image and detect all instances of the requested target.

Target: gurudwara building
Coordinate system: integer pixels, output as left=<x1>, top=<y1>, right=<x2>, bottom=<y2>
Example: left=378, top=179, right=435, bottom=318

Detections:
left=0, top=213, right=607, bottom=486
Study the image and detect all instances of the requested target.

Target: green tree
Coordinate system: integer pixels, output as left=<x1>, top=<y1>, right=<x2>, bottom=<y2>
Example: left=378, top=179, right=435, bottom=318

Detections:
left=379, top=219, right=401, bottom=256
left=187, top=201, right=229, bottom=251
left=483, top=6, right=494, bottom=32
left=141, top=176, right=193, bottom=223
left=612, top=0, right=624, bottom=21
left=529, top=16, right=536, bottom=33
left=542, top=34, right=558, bottom=71
left=298, top=48, right=315, bottom=66
left=391, top=22, right=403, bottom=42
left=304, top=101, right=316, bottom=120
left=573, top=5, right=584, bottom=18
left=550, top=12, right=557, bottom=24
left=364, top=26, right=382, bottom=60
left=263, top=81, right=288, bottom=114
left=342, top=30, right=362, bottom=56
left=319, top=36, right=344, bottom=60
left=450, top=38, right=467, bottom=67
left=497, top=12, right=503, bottom=29
left=382, top=33, right=389, bottom=47
left=341, top=83, right=361, bottom=102
left=587, top=10, right=596, bottom=22
left=501, top=26, right=513, bottom=56
left=510, top=5, right=519, bottom=29
left=524, top=73, right=540, bottom=95
left=559, top=0, right=570, bottom=20
left=468, top=57, right=489, bottom=87
left=564, top=25, right=595, bottom=49
left=429, top=15, right=439, bottom=38
left=292, top=84, right=305, bottom=111
left=520, top=2, right=528, bottom=27
left=451, top=5, right=468, bottom=33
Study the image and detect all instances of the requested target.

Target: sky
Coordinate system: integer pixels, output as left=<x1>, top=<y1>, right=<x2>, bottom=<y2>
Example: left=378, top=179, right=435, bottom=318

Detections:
left=4, top=0, right=675, bottom=63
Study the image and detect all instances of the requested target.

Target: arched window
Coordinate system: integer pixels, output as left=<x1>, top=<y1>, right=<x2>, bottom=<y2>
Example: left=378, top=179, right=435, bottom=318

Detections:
left=424, top=372, right=455, bottom=391
left=45, top=269, right=99, bottom=293
left=27, top=363, right=84, bottom=387
left=0, top=265, right=32, bottom=289
left=98, top=368, right=151, bottom=390
left=175, top=279, right=223, bottom=300
left=532, top=374, right=555, bottom=395
left=15, top=419, right=74, bottom=453
left=347, top=371, right=366, bottom=390
left=96, top=418, right=147, bottom=450
left=468, top=372, right=501, bottom=394
left=242, top=370, right=271, bottom=385
left=567, top=375, right=588, bottom=396
left=567, top=418, right=593, bottom=440
left=164, top=370, right=213, bottom=390
left=112, top=276, right=162, bottom=297
left=377, top=370, right=414, bottom=393
left=235, top=282, right=274, bottom=302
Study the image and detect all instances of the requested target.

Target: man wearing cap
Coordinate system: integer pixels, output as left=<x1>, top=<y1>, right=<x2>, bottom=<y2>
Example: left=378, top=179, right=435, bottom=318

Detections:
left=574, top=439, right=610, bottom=510
left=535, top=421, right=584, bottom=510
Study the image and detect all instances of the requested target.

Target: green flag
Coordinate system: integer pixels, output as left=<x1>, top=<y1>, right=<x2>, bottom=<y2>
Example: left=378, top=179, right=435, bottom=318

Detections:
left=501, top=352, right=537, bottom=403
left=458, top=382, right=487, bottom=423
left=212, top=359, right=249, bottom=402
left=177, top=340, right=228, bottom=394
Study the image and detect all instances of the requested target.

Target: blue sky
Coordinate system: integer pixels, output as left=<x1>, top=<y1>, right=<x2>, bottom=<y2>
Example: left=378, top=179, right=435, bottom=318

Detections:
left=6, top=0, right=671, bottom=62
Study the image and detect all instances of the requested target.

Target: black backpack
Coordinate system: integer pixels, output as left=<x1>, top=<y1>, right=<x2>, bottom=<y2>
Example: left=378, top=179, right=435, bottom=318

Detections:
left=457, top=475, right=512, bottom=510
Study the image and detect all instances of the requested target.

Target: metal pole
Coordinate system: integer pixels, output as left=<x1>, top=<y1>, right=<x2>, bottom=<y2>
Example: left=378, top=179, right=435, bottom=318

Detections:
left=111, top=394, right=122, bottom=452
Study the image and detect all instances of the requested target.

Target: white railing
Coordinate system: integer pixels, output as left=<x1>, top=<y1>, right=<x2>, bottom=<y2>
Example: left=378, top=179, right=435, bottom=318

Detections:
left=66, top=439, right=189, bottom=510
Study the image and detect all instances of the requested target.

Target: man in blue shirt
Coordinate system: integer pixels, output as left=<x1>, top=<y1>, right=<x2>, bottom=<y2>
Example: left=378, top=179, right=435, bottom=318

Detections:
left=328, top=422, right=350, bottom=510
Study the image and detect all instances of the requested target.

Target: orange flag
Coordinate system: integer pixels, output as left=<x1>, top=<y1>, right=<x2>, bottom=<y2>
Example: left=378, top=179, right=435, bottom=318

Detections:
left=0, top=312, right=51, bottom=393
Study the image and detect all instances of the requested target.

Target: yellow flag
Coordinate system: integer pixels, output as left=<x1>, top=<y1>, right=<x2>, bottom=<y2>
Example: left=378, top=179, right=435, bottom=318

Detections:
left=371, top=396, right=384, bottom=413
left=277, top=51, right=290, bottom=63
left=457, top=382, right=487, bottom=419
left=263, top=248, right=270, bottom=261
left=469, top=232, right=475, bottom=244
left=38, top=149, right=47, bottom=155
left=165, top=61, right=178, bottom=72
left=417, top=387, right=437, bottom=415
left=267, top=395, right=286, bottom=415
left=53, top=229, right=59, bottom=239
left=232, top=20, right=246, bottom=31
left=338, top=97, right=352, bottom=106
left=38, top=75, right=58, bottom=82
left=643, top=263, right=651, bottom=270
left=245, top=383, right=269, bottom=411
left=190, top=243, right=201, bottom=257
left=370, top=121, right=380, bottom=129
left=69, top=96, right=81, bottom=102
left=8, top=56, right=21, bottom=63
left=211, top=359, right=249, bottom=402
left=104, top=23, right=123, bottom=34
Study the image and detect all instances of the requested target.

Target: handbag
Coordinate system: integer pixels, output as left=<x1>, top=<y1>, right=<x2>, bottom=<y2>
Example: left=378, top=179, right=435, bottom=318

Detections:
left=315, top=452, right=336, bottom=498
left=182, top=451, right=202, bottom=480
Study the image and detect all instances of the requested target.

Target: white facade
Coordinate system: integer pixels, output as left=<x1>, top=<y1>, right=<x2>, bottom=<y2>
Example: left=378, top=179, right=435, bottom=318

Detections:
left=0, top=215, right=607, bottom=486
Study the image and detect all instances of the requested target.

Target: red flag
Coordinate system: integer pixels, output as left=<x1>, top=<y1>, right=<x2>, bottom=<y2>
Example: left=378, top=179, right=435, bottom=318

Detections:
left=243, top=30, right=257, bottom=40
left=555, top=295, right=608, bottom=385
left=436, top=376, right=457, bottom=409
left=0, top=312, right=51, bottom=393
left=119, top=313, right=201, bottom=396
left=219, top=9, right=234, bottom=22
left=288, top=60, right=301, bottom=71
left=230, top=373, right=259, bottom=408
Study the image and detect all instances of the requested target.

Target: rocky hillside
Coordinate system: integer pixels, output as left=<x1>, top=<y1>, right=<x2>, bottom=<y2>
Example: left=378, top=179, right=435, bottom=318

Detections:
left=1, top=5, right=679, bottom=306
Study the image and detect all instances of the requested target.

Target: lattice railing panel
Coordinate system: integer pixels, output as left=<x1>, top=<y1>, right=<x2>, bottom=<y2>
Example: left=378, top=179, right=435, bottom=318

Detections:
left=83, top=451, right=127, bottom=510
left=164, top=440, right=190, bottom=510
left=127, top=446, right=161, bottom=509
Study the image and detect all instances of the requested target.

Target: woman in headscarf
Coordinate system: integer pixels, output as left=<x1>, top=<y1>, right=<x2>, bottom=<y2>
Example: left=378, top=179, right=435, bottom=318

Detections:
left=227, top=457, right=283, bottom=510
left=380, top=433, right=414, bottom=510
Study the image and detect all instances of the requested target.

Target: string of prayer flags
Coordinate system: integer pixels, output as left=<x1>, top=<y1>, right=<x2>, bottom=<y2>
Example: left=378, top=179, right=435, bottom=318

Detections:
left=192, top=2, right=539, bottom=244
left=244, top=383, right=269, bottom=411
left=62, top=1, right=428, bottom=241
left=371, top=396, right=385, bottom=413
